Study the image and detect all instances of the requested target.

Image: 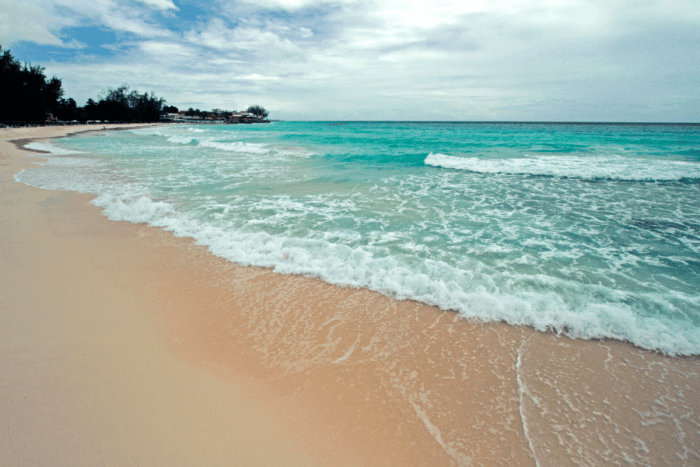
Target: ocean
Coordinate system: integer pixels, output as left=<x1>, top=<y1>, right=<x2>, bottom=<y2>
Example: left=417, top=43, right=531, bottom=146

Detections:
left=18, top=122, right=700, bottom=356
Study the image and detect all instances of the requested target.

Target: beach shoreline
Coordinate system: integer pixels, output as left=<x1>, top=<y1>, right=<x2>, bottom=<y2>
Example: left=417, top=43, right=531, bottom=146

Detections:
left=2, top=125, right=699, bottom=466
left=0, top=124, right=317, bottom=467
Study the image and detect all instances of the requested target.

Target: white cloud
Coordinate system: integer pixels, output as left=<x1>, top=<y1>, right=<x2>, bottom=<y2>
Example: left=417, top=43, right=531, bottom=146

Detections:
left=185, top=19, right=304, bottom=58
left=0, top=0, right=173, bottom=46
left=62, top=39, right=88, bottom=49
left=238, top=0, right=351, bottom=10
left=234, top=73, right=282, bottom=81
left=0, top=2, right=74, bottom=46
left=140, top=41, right=194, bottom=58
left=137, top=0, right=178, bottom=10
left=299, top=27, right=314, bottom=38
left=8, top=1, right=700, bottom=121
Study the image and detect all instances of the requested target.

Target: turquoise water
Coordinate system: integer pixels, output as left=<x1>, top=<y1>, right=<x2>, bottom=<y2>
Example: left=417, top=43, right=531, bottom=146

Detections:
left=19, top=122, right=700, bottom=355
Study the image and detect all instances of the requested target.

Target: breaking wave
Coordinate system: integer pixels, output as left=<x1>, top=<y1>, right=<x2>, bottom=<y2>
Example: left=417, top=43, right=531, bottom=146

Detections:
left=425, top=153, right=700, bottom=181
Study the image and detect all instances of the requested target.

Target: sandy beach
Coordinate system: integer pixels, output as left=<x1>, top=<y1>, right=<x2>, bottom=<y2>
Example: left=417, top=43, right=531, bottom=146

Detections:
left=2, top=125, right=699, bottom=466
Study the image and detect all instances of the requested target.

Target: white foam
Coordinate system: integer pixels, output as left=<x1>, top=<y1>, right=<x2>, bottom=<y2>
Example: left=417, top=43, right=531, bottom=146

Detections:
left=85, top=192, right=700, bottom=356
left=167, top=135, right=196, bottom=145
left=425, top=153, right=700, bottom=181
left=274, top=147, right=317, bottom=158
left=97, top=194, right=176, bottom=224
left=199, top=140, right=270, bottom=154
left=24, top=141, right=84, bottom=156
left=516, top=336, right=540, bottom=467
left=129, top=128, right=168, bottom=137
left=14, top=127, right=700, bottom=357
left=14, top=156, right=117, bottom=194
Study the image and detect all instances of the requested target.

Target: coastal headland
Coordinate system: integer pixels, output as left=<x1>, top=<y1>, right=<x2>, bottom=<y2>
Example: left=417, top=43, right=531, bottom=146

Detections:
left=1, top=125, right=698, bottom=466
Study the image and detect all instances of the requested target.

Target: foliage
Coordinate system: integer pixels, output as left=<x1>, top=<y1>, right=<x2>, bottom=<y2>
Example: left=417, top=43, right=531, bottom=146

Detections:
left=54, top=97, right=88, bottom=121
left=90, top=85, right=166, bottom=122
left=246, top=105, right=269, bottom=119
left=1, top=45, right=271, bottom=125
left=1, top=45, right=167, bottom=124
left=185, top=107, right=207, bottom=117
left=1, top=45, right=65, bottom=122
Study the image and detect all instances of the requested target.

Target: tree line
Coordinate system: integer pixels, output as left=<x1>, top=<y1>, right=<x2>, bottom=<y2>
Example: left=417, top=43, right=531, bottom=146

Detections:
left=1, top=45, right=269, bottom=125
left=1, top=45, right=166, bottom=124
left=180, top=105, right=269, bottom=119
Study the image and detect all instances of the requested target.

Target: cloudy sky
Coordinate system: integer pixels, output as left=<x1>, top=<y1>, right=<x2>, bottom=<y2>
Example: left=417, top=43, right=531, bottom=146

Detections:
left=1, top=0, right=698, bottom=121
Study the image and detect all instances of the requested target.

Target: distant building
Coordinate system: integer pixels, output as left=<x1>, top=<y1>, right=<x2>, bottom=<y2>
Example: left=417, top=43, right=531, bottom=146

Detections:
left=227, top=112, right=262, bottom=123
left=162, top=109, right=267, bottom=124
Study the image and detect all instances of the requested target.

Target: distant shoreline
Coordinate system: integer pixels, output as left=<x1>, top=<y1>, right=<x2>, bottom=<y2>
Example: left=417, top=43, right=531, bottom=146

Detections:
left=4, top=120, right=697, bottom=129
left=299, top=120, right=700, bottom=125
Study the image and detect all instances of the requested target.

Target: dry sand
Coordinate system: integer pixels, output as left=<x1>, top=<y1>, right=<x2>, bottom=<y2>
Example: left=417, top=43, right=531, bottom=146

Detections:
left=1, top=125, right=698, bottom=467
left=0, top=125, right=316, bottom=467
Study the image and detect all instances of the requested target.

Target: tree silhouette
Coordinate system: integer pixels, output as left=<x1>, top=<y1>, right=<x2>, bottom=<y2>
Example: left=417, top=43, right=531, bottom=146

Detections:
left=92, top=85, right=166, bottom=122
left=1, top=45, right=65, bottom=123
left=246, top=105, right=269, bottom=119
left=185, top=107, right=206, bottom=118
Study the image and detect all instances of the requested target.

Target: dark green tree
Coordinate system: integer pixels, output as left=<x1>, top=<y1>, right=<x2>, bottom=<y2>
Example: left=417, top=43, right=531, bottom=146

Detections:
left=83, top=98, right=98, bottom=120
left=1, top=45, right=65, bottom=123
left=1, top=45, right=170, bottom=125
left=246, top=105, right=269, bottom=119
left=55, top=97, right=82, bottom=121
left=94, top=85, right=166, bottom=122
left=185, top=107, right=205, bottom=117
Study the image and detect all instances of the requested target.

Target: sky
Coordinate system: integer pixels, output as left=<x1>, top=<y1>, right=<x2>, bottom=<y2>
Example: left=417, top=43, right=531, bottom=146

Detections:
left=1, top=0, right=698, bottom=121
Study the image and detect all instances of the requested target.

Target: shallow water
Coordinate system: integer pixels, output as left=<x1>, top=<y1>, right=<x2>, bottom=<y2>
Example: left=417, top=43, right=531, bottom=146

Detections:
left=18, top=122, right=700, bottom=355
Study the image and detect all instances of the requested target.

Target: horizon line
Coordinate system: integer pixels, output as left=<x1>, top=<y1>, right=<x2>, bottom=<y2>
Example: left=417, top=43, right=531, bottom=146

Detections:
left=273, top=120, right=700, bottom=125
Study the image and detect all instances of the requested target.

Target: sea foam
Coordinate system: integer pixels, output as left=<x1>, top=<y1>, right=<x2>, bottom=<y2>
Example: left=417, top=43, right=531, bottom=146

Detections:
left=167, top=135, right=197, bottom=145
left=24, top=141, right=84, bottom=156
left=198, top=140, right=270, bottom=154
left=85, top=190, right=700, bottom=356
left=425, top=153, right=700, bottom=181
left=15, top=123, right=700, bottom=356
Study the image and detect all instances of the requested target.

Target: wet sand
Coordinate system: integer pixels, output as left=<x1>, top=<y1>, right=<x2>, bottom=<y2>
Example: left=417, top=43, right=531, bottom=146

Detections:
left=1, top=125, right=698, bottom=466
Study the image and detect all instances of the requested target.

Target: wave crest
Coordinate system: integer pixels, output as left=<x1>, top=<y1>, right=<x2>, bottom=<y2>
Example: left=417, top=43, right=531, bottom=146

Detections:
left=425, top=153, right=700, bottom=181
left=24, top=142, right=84, bottom=156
